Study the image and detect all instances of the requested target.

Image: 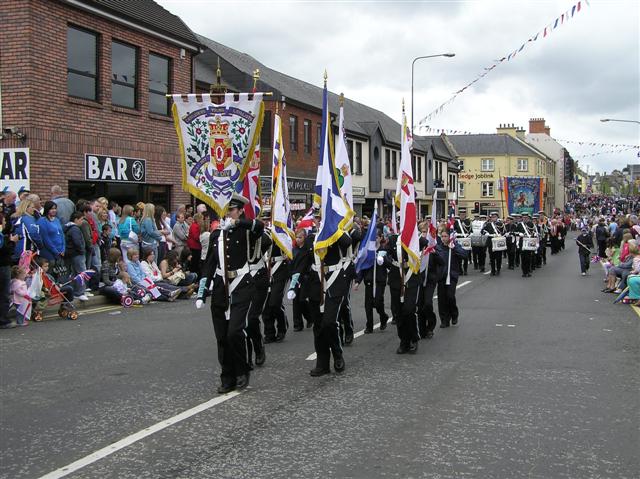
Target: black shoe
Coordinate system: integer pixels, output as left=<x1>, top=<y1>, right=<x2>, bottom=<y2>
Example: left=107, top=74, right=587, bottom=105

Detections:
left=344, top=333, right=354, bottom=345
left=236, top=373, right=250, bottom=390
left=293, top=326, right=304, bottom=332
left=463, top=270, right=468, bottom=275
left=396, top=343, right=409, bottom=354
left=275, top=332, right=286, bottom=342
left=496, top=270, right=501, bottom=275
left=380, top=319, right=388, bottom=331
left=309, top=367, right=330, bottom=377
left=451, top=317, right=458, bottom=325
left=263, top=336, right=276, bottom=344
left=334, top=355, right=345, bottom=372
left=217, top=383, right=235, bottom=394
left=255, top=348, right=266, bottom=367
left=522, top=274, right=527, bottom=277
left=480, top=268, right=485, bottom=273
left=440, top=322, right=450, bottom=328
left=419, top=332, right=427, bottom=339
left=490, top=272, right=495, bottom=276
left=425, top=331, right=434, bottom=339
left=0, top=322, right=17, bottom=329
left=364, top=328, right=373, bottom=334
left=526, top=273, right=532, bottom=277
left=306, top=321, right=313, bottom=328
left=390, top=318, right=397, bottom=325
left=408, top=341, right=418, bottom=354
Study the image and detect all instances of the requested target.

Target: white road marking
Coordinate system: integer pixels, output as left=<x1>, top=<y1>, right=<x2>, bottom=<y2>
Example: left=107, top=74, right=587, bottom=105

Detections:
left=38, top=392, right=241, bottom=479
left=483, top=271, right=491, bottom=275
left=602, top=329, right=612, bottom=332
left=496, top=324, right=503, bottom=327
left=507, top=324, right=516, bottom=327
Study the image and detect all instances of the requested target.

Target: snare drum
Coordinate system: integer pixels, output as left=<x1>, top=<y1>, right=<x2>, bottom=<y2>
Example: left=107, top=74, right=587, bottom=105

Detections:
left=459, top=236, right=472, bottom=250
left=470, top=234, right=484, bottom=247
left=491, top=236, right=507, bottom=251
left=522, top=237, right=539, bottom=251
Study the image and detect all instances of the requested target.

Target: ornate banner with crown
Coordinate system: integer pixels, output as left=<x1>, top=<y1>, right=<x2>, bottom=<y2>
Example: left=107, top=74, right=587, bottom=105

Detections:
left=171, top=93, right=264, bottom=217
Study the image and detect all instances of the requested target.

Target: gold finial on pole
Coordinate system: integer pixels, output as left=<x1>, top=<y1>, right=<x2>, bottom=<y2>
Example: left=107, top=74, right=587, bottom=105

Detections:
left=339, top=93, right=344, bottom=106
left=210, top=57, right=227, bottom=95
left=252, top=68, right=260, bottom=92
left=323, top=70, right=328, bottom=86
left=402, top=98, right=405, bottom=112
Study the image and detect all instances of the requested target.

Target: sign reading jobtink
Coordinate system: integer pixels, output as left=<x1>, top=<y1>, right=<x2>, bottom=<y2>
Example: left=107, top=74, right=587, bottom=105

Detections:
left=85, top=154, right=146, bottom=183
left=1, top=148, right=30, bottom=193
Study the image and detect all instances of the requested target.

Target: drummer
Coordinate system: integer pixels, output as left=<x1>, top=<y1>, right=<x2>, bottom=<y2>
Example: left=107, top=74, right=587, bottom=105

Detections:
left=481, top=212, right=503, bottom=276
left=471, top=213, right=487, bottom=273
left=512, top=213, right=522, bottom=268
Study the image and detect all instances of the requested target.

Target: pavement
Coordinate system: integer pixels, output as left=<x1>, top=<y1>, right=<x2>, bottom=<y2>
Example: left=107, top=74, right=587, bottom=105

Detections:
left=0, top=234, right=638, bottom=479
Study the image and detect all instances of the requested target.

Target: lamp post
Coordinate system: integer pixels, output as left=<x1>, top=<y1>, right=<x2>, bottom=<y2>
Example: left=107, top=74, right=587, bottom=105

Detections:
left=600, top=118, right=640, bottom=125
left=411, top=53, right=455, bottom=132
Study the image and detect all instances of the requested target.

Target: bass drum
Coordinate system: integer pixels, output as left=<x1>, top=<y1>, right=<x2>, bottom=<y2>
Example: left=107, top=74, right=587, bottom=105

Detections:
left=459, top=236, right=472, bottom=250
left=491, top=236, right=507, bottom=251
left=522, top=237, right=540, bottom=251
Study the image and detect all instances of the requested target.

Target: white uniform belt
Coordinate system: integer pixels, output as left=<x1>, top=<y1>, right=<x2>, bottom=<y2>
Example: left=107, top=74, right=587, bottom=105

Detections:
left=249, top=258, right=266, bottom=274
left=271, top=255, right=285, bottom=262
left=311, top=263, right=343, bottom=273
left=391, top=260, right=408, bottom=268
left=215, top=264, right=250, bottom=280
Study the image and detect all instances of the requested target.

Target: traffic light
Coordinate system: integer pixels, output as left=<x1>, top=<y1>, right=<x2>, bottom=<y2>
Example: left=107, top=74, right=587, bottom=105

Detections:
left=474, top=202, right=480, bottom=213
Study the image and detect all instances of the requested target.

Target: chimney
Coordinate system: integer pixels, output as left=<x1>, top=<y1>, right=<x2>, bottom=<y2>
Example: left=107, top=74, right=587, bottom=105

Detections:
left=515, top=126, right=526, bottom=141
left=496, top=123, right=517, bottom=138
left=529, top=117, right=549, bottom=135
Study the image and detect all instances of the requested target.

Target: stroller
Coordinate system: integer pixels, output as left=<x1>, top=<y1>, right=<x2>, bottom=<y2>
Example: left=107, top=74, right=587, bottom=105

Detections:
left=23, top=253, right=79, bottom=322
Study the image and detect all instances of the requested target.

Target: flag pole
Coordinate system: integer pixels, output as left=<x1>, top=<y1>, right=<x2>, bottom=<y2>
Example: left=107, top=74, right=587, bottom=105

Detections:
left=373, top=204, right=378, bottom=299
left=446, top=245, right=452, bottom=286
left=498, top=169, right=505, bottom=218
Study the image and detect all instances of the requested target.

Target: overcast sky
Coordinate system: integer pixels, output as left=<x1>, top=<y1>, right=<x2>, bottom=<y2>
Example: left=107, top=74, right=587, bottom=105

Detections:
left=157, top=0, right=639, bottom=175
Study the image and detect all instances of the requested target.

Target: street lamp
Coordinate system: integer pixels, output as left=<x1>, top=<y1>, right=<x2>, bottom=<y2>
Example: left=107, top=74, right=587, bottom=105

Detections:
left=600, top=118, right=640, bottom=124
left=411, top=53, right=455, bottom=132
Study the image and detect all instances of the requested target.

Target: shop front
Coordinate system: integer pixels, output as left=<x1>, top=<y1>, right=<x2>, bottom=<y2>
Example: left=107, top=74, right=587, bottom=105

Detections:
left=68, top=154, right=171, bottom=210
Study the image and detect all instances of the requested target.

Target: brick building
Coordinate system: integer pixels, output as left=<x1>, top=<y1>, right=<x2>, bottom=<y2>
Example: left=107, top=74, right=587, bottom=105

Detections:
left=0, top=0, right=202, bottom=211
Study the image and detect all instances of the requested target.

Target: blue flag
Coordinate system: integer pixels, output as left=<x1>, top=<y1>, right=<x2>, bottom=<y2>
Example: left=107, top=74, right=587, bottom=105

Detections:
left=355, top=209, right=378, bottom=274
left=314, top=76, right=353, bottom=259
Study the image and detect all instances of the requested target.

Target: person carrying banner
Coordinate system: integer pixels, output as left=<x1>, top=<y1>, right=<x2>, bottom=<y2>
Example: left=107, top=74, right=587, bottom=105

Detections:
left=196, top=196, right=264, bottom=394
left=481, top=212, right=503, bottom=276
left=436, top=228, right=469, bottom=328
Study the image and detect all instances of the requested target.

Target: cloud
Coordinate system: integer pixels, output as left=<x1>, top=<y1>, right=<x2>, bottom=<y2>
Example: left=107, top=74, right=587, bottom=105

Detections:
left=158, top=0, right=639, bottom=174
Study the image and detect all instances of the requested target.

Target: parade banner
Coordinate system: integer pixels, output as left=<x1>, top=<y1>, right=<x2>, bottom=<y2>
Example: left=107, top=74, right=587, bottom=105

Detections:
left=503, top=176, right=544, bottom=215
left=271, top=113, right=295, bottom=259
left=172, top=93, right=264, bottom=217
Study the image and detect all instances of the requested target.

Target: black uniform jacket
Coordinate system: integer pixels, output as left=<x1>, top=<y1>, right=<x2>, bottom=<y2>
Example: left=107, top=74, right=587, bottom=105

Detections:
left=202, top=219, right=264, bottom=307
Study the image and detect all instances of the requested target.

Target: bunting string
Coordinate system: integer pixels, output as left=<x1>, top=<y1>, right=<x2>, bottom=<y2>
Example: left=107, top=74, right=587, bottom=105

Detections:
left=414, top=0, right=589, bottom=132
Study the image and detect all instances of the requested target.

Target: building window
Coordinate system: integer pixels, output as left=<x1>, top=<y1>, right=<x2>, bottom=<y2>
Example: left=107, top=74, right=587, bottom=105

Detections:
left=346, top=139, right=354, bottom=171
left=459, top=182, right=465, bottom=197
left=385, top=149, right=391, bottom=178
left=481, top=158, right=495, bottom=171
left=449, top=174, right=456, bottom=193
left=481, top=181, right=494, bottom=197
left=517, top=158, right=528, bottom=171
left=289, top=115, right=298, bottom=151
left=111, top=40, right=137, bottom=108
left=355, top=142, right=362, bottom=175
left=411, top=155, right=416, bottom=179
left=67, top=25, right=98, bottom=101
left=316, top=123, right=322, bottom=150
left=261, top=110, right=272, bottom=146
left=303, top=119, right=311, bottom=154
left=416, top=155, right=422, bottom=181
left=435, top=161, right=443, bottom=181
left=459, top=159, right=464, bottom=170
left=149, top=53, right=170, bottom=115
left=391, top=150, right=398, bottom=179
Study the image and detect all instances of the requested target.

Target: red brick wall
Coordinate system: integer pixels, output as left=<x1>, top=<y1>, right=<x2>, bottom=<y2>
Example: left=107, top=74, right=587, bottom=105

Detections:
left=0, top=0, right=194, bottom=210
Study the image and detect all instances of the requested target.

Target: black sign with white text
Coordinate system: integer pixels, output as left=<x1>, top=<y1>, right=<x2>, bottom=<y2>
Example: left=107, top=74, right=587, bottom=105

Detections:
left=84, top=154, right=146, bottom=183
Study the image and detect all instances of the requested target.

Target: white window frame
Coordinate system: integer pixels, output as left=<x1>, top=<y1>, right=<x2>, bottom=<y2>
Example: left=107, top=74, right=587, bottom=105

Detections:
left=481, top=158, right=494, bottom=172
left=517, top=158, right=528, bottom=172
left=481, top=181, right=494, bottom=197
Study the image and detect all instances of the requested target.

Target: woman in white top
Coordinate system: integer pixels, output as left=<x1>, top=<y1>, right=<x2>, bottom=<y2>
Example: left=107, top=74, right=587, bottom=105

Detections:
left=140, top=248, right=183, bottom=301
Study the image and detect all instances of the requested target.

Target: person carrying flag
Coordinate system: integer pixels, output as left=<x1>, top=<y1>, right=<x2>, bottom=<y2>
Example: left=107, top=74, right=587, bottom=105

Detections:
left=354, top=210, right=388, bottom=334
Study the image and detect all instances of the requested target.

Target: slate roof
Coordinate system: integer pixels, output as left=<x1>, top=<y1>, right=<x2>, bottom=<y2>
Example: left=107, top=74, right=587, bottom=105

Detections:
left=69, top=0, right=201, bottom=50
left=447, top=134, right=545, bottom=158
left=196, top=34, right=421, bottom=151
